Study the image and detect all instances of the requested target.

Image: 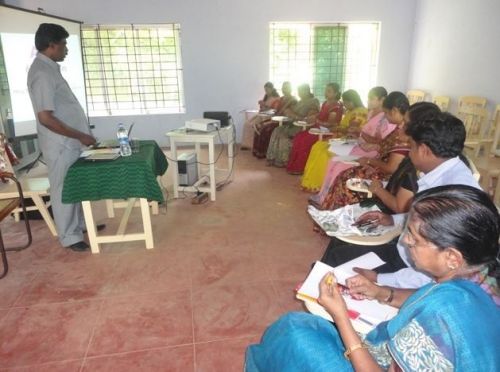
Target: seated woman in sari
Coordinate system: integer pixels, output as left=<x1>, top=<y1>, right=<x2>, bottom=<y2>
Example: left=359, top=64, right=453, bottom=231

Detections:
left=241, top=82, right=280, bottom=150
left=252, top=82, right=297, bottom=158
left=286, top=83, right=343, bottom=175
left=311, top=92, right=410, bottom=210
left=301, top=89, right=369, bottom=192
left=246, top=185, right=500, bottom=372
left=266, top=84, right=320, bottom=167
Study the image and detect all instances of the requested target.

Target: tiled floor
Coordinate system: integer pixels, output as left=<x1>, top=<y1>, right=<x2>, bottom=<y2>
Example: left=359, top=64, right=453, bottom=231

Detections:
left=0, top=149, right=329, bottom=371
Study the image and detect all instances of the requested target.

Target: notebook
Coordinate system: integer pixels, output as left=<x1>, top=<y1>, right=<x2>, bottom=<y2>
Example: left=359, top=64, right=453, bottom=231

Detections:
left=296, top=253, right=398, bottom=333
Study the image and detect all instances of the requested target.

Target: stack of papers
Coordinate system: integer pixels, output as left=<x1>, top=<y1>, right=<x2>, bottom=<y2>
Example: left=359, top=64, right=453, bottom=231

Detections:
left=296, top=253, right=398, bottom=334
left=80, top=148, right=120, bottom=161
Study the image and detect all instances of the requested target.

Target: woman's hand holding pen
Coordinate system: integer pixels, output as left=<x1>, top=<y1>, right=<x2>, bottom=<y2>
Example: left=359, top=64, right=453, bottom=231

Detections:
left=318, top=273, right=349, bottom=320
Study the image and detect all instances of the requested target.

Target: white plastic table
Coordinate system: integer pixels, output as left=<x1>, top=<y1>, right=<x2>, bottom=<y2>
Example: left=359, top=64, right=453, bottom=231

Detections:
left=166, top=125, right=235, bottom=201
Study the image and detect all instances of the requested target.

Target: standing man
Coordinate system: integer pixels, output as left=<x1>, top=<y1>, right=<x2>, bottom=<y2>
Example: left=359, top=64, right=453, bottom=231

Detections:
left=28, top=23, right=96, bottom=251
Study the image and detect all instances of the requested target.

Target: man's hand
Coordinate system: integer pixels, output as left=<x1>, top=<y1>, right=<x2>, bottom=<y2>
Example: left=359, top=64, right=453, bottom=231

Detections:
left=354, top=211, right=394, bottom=227
left=353, top=267, right=378, bottom=282
left=79, top=133, right=97, bottom=146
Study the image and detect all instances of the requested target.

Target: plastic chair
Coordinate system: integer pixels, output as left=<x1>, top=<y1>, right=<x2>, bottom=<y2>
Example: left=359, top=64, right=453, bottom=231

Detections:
left=406, top=90, right=426, bottom=105
left=0, top=172, right=32, bottom=279
left=432, top=96, right=450, bottom=112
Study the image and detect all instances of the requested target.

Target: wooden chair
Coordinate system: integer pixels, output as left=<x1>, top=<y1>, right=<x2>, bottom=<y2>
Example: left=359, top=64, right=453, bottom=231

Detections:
left=488, top=104, right=500, bottom=157
left=456, top=106, right=490, bottom=157
left=0, top=172, right=32, bottom=279
left=0, top=134, right=57, bottom=236
left=466, top=156, right=481, bottom=182
left=432, top=96, right=450, bottom=112
left=406, top=90, right=426, bottom=105
left=458, top=96, right=487, bottom=109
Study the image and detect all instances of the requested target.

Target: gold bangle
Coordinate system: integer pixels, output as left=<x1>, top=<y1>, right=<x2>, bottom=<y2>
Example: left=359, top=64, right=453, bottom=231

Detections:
left=379, top=287, right=394, bottom=304
left=344, top=342, right=367, bottom=360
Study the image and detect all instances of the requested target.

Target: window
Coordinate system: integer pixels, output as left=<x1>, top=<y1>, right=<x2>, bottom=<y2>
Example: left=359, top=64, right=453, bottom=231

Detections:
left=269, top=22, right=379, bottom=102
left=81, top=24, right=185, bottom=116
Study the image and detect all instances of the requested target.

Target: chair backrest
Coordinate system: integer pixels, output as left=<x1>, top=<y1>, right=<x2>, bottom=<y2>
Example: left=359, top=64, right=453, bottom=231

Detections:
left=490, top=104, right=500, bottom=156
left=407, top=90, right=426, bottom=105
left=456, top=106, right=490, bottom=143
left=432, top=95, right=450, bottom=112
left=458, top=96, right=487, bottom=109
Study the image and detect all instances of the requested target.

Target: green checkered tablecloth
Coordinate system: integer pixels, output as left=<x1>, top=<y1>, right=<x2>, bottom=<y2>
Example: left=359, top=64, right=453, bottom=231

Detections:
left=62, top=140, right=168, bottom=203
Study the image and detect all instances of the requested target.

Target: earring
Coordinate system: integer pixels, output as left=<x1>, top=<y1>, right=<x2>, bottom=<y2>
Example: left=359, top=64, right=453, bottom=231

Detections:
left=448, top=264, right=457, bottom=270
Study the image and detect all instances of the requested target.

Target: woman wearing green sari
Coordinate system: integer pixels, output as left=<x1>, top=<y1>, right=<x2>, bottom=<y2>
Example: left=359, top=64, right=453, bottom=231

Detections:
left=266, top=84, right=320, bottom=167
left=246, top=185, right=500, bottom=371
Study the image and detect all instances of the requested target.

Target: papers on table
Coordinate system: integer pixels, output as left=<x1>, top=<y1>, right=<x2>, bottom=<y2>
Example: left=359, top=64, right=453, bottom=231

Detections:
left=296, top=254, right=398, bottom=333
left=80, top=148, right=120, bottom=161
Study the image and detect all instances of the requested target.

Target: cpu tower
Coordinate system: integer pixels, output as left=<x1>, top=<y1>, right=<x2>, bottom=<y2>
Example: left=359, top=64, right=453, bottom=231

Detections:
left=177, top=153, right=198, bottom=186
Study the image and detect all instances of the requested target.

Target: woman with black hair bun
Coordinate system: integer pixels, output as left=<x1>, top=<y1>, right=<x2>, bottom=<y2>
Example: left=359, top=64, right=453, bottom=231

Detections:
left=310, top=92, right=418, bottom=212
left=266, top=84, right=320, bottom=167
left=246, top=185, right=500, bottom=371
left=241, top=82, right=280, bottom=150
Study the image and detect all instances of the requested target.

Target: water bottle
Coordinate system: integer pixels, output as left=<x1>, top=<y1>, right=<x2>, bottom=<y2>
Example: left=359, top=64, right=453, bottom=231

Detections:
left=117, top=123, right=132, bottom=157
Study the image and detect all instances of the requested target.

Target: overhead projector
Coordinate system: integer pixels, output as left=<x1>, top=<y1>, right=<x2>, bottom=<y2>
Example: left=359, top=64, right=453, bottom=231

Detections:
left=185, top=118, right=220, bottom=132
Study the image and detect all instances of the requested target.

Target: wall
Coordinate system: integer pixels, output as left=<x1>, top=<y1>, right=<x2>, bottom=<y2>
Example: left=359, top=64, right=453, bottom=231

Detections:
left=6, top=0, right=417, bottom=146
left=408, top=0, right=500, bottom=112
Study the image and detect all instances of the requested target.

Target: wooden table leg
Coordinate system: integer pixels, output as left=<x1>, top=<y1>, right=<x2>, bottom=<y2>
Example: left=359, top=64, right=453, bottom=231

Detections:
left=208, top=139, right=216, bottom=201
left=106, top=200, right=115, bottom=218
left=81, top=201, right=99, bottom=254
left=31, top=194, right=58, bottom=237
left=140, top=198, right=154, bottom=249
left=227, top=128, right=234, bottom=173
left=171, top=139, right=179, bottom=199
left=117, top=198, right=136, bottom=236
left=195, top=142, right=202, bottom=179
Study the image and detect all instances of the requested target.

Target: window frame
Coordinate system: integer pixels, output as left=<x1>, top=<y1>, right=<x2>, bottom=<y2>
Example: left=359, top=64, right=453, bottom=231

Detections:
left=269, top=21, right=381, bottom=101
left=81, top=23, right=185, bottom=117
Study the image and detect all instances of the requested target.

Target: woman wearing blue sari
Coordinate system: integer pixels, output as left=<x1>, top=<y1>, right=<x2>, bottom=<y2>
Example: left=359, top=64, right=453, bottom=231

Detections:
left=246, top=185, right=500, bottom=371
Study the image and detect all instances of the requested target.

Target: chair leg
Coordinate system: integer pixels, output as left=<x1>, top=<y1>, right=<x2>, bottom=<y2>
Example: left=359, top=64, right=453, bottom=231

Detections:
left=0, top=230, right=8, bottom=280
left=5, top=186, right=32, bottom=252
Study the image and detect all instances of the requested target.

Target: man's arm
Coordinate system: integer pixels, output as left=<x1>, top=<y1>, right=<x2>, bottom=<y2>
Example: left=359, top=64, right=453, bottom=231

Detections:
left=38, top=111, right=96, bottom=146
left=377, top=268, right=433, bottom=288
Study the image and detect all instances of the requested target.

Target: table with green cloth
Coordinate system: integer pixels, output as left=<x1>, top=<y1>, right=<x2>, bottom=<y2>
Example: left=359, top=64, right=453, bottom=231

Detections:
left=62, top=140, right=168, bottom=254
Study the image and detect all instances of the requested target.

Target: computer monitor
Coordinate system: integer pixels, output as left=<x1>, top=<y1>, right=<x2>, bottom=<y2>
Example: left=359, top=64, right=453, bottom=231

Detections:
left=203, top=111, right=230, bottom=127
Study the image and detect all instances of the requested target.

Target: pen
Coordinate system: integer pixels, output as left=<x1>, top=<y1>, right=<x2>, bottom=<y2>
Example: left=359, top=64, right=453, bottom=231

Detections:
left=357, top=316, right=375, bottom=327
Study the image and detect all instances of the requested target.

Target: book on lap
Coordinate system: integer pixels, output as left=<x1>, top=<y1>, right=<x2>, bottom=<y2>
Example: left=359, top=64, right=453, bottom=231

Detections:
left=296, top=252, right=398, bottom=334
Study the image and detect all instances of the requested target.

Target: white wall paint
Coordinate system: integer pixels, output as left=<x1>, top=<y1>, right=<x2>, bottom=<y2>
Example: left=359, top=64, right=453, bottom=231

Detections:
left=408, top=0, right=500, bottom=113
left=6, top=0, right=417, bottom=145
